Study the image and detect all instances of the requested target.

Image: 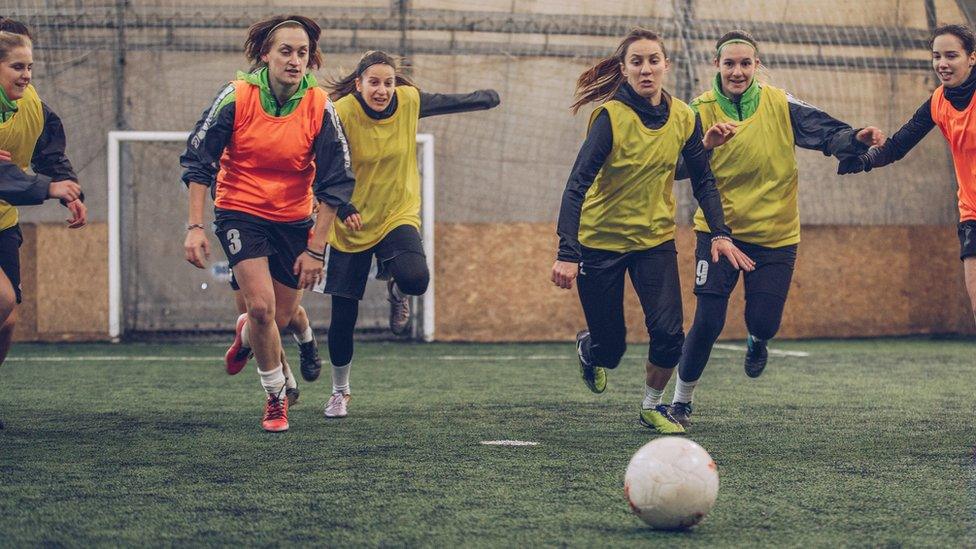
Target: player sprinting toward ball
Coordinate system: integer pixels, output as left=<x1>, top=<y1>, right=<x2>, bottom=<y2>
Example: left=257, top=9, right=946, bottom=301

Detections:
left=181, top=15, right=356, bottom=432
left=667, top=30, right=884, bottom=428
left=317, top=50, right=500, bottom=419
left=551, top=28, right=754, bottom=434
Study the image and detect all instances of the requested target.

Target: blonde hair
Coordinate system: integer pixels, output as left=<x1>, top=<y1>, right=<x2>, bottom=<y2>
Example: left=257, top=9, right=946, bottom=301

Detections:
left=0, top=31, right=31, bottom=63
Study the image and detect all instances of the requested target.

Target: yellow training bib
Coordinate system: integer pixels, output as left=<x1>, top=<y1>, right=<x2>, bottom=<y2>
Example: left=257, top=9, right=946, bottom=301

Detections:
left=331, top=86, right=421, bottom=253
left=578, top=97, right=695, bottom=253
left=692, top=85, right=799, bottom=247
left=0, top=85, right=44, bottom=231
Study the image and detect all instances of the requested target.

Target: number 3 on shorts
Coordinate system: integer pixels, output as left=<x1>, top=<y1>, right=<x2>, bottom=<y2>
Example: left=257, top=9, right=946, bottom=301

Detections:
left=226, top=229, right=242, bottom=255
left=695, top=260, right=708, bottom=286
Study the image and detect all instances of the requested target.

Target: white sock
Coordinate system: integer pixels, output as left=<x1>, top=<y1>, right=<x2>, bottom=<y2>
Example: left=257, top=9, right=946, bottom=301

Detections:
left=258, top=365, right=286, bottom=397
left=292, top=325, right=314, bottom=344
left=241, top=319, right=251, bottom=348
left=672, top=376, right=697, bottom=404
left=642, top=384, right=664, bottom=410
left=332, top=364, right=351, bottom=395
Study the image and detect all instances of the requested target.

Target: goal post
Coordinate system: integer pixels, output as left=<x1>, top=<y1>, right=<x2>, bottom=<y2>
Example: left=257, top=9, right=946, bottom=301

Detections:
left=107, top=130, right=436, bottom=342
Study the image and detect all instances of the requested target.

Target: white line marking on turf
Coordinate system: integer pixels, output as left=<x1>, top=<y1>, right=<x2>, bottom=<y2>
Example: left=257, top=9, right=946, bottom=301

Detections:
left=481, top=440, right=539, bottom=446
left=16, top=346, right=809, bottom=364
left=712, top=343, right=810, bottom=357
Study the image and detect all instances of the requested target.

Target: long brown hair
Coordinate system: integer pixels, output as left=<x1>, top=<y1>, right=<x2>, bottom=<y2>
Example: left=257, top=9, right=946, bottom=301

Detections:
left=571, top=27, right=668, bottom=114
left=323, top=50, right=418, bottom=102
left=243, top=15, right=322, bottom=71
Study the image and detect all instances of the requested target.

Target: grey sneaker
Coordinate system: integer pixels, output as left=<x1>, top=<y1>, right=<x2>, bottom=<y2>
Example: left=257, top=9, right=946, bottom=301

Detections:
left=669, top=401, right=693, bottom=428
left=387, top=279, right=411, bottom=336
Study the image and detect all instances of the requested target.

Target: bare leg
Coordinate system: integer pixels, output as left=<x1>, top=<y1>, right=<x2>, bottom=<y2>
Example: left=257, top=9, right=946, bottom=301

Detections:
left=0, top=271, right=18, bottom=368
left=232, top=258, right=282, bottom=372
left=645, top=361, right=675, bottom=392
left=965, top=258, right=976, bottom=325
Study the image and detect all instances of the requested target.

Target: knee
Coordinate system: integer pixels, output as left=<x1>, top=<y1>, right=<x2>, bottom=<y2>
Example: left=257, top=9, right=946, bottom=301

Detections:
left=247, top=299, right=275, bottom=326
left=649, top=329, right=685, bottom=369
left=393, top=256, right=429, bottom=296
left=745, top=311, right=782, bottom=341
left=0, top=306, right=16, bottom=333
left=396, top=272, right=429, bottom=296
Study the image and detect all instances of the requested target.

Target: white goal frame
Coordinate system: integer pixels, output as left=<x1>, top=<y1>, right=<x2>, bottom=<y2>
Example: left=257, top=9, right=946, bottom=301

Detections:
left=107, top=131, right=436, bottom=342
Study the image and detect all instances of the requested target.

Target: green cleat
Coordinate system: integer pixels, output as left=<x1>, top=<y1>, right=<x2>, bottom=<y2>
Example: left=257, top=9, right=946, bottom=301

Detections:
left=639, top=405, right=686, bottom=434
left=576, top=330, right=607, bottom=394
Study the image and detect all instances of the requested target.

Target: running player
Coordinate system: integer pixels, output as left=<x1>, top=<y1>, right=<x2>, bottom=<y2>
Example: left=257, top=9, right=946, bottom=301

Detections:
left=667, top=30, right=884, bottom=428
left=0, top=26, right=88, bottom=428
left=671, top=30, right=884, bottom=427
left=181, top=15, right=356, bottom=432
left=319, top=50, right=499, bottom=419
left=551, top=28, right=754, bottom=433
left=839, top=24, right=976, bottom=329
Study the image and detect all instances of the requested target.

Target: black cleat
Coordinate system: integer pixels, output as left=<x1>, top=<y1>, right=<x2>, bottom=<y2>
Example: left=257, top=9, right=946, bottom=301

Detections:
left=744, top=335, right=769, bottom=378
left=298, top=339, right=322, bottom=382
left=285, top=386, right=300, bottom=407
left=669, top=402, right=693, bottom=428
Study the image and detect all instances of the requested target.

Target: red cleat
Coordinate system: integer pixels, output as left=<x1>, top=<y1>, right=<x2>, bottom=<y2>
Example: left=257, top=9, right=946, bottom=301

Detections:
left=262, top=393, right=289, bottom=432
left=225, top=313, right=252, bottom=375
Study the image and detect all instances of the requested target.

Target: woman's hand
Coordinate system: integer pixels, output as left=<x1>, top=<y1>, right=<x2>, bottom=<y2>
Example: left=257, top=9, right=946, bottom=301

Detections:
left=64, top=199, right=87, bottom=228
left=702, top=122, right=738, bottom=150
left=48, top=180, right=82, bottom=203
left=343, top=212, right=363, bottom=231
left=856, top=126, right=885, bottom=147
left=184, top=227, right=210, bottom=269
left=551, top=260, right=580, bottom=290
left=711, top=238, right=756, bottom=271
left=294, top=250, right=325, bottom=290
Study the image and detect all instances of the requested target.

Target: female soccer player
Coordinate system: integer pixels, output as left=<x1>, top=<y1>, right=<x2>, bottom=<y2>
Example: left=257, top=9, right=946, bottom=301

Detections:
left=0, top=27, right=87, bottom=428
left=667, top=30, right=884, bottom=428
left=839, top=24, right=976, bottom=328
left=551, top=28, right=754, bottom=434
left=181, top=15, right=356, bottom=432
left=320, top=50, right=499, bottom=419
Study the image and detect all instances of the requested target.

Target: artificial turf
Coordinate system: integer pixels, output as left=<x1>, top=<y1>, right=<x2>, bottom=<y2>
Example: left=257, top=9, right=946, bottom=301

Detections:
left=0, top=339, right=973, bottom=546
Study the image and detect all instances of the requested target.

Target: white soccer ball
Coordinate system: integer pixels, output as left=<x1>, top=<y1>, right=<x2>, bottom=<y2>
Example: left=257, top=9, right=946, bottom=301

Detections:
left=623, top=437, right=719, bottom=529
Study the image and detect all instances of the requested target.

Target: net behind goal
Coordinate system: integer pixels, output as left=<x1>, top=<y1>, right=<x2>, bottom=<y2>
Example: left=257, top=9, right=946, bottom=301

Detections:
left=7, top=0, right=972, bottom=340
left=107, top=132, right=434, bottom=340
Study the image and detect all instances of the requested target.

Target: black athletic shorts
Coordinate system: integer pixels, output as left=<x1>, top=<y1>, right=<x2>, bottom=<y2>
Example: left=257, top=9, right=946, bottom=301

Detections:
left=0, top=225, right=22, bottom=304
left=324, top=224, right=425, bottom=300
left=692, top=231, right=797, bottom=300
left=958, top=220, right=976, bottom=260
left=213, top=209, right=313, bottom=290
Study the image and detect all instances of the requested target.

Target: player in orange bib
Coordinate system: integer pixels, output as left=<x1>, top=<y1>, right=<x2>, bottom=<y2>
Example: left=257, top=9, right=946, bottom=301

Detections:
left=840, top=24, right=976, bottom=327
left=181, top=16, right=357, bottom=432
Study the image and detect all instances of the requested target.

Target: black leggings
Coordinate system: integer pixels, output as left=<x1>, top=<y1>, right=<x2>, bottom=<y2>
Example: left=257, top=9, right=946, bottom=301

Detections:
left=577, top=242, right=684, bottom=370
left=677, top=292, right=788, bottom=383
left=328, top=251, right=429, bottom=367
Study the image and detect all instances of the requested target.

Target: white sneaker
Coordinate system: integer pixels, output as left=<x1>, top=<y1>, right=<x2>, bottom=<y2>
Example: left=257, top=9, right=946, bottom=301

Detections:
left=324, top=392, right=350, bottom=419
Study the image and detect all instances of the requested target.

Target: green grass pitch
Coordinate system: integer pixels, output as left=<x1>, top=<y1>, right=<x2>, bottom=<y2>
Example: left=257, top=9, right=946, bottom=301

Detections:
left=0, top=339, right=973, bottom=546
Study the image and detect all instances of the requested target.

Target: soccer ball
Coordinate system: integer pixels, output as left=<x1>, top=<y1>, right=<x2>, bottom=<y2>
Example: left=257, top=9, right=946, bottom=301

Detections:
left=623, top=437, right=719, bottom=529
